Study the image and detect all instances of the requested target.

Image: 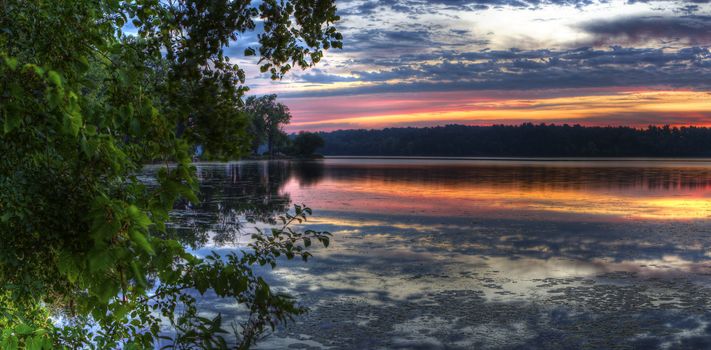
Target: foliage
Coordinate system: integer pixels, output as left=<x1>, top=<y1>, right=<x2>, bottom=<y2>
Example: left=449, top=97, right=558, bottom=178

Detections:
left=244, top=94, right=292, bottom=156
left=0, top=0, right=339, bottom=348
left=318, top=123, right=711, bottom=157
left=291, top=132, right=325, bottom=156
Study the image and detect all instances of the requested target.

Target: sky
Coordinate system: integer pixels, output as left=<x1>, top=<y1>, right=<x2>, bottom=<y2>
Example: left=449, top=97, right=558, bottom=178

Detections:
left=233, top=0, right=711, bottom=132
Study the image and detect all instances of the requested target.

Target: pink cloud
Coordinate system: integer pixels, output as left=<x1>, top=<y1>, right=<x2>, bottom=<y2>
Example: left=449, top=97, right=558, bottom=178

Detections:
left=281, top=88, right=711, bottom=132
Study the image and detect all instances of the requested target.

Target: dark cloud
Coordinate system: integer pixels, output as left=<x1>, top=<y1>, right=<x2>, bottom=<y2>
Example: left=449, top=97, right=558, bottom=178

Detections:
left=283, top=46, right=711, bottom=97
left=678, top=4, right=701, bottom=15
left=339, top=0, right=610, bottom=15
left=297, top=70, right=359, bottom=84
left=627, top=0, right=711, bottom=3
left=337, top=26, right=489, bottom=68
left=578, top=15, right=711, bottom=46
left=343, top=29, right=437, bottom=53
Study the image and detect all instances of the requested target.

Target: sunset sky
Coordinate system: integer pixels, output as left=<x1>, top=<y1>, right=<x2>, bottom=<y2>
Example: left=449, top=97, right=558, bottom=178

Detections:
left=235, top=0, right=711, bottom=132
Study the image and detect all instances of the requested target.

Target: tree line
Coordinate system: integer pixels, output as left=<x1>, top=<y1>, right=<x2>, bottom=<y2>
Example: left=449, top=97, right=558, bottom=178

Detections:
left=318, top=124, right=711, bottom=157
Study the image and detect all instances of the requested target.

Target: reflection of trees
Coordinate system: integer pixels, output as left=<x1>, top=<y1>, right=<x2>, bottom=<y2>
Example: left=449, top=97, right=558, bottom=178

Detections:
left=166, top=160, right=325, bottom=248
left=292, top=160, right=325, bottom=187
left=320, top=163, right=711, bottom=192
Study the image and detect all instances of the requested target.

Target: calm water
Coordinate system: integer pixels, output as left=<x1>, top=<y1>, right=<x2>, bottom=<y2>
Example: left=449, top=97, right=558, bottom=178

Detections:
left=163, top=158, right=711, bottom=349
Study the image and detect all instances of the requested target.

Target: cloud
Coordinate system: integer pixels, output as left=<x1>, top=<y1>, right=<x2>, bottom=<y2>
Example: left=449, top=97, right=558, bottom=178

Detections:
left=577, top=15, right=711, bottom=46
left=282, top=46, right=711, bottom=97
left=339, top=0, right=611, bottom=15
left=355, top=112, right=711, bottom=130
left=627, top=0, right=711, bottom=3
left=344, top=29, right=434, bottom=52
left=296, top=70, right=359, bottom=84
left=282, top=88, right=711, bottom=132
left=243, top=0, right=711, bottom=132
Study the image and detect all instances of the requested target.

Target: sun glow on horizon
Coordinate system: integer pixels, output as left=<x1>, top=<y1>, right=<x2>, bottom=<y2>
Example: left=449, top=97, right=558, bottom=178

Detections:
left=286, top=90, right=711, bottom=131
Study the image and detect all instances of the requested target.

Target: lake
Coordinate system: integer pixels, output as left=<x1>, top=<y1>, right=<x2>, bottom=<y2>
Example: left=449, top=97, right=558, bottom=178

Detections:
left=164, top=158, right=711, bottom=349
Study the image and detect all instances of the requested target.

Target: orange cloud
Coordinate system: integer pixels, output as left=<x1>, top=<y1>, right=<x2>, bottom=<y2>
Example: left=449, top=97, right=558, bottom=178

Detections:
left=285, top=90, right=711, bottom=131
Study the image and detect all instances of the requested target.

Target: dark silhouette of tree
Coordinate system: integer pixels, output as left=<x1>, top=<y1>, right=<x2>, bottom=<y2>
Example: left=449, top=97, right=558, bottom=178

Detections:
left=244, top=94, right=292, bottom=156
left=318, top=124, right=711, bottom=157
left=292, top=131, right=325, bottom=156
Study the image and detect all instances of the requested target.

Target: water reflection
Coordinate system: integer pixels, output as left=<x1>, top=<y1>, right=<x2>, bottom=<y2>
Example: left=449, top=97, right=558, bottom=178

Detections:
left=167, top=161, right=295, bottom=248
left=169, top=159, right=711, bottom=349
left=284, top=159, right=711, bottom=220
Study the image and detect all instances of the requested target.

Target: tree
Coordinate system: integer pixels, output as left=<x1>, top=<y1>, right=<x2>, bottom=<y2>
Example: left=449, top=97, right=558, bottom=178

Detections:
left=292, top=132, right=326, bottom=156
left=0, top=0, right=340, bottom=348
left=245, top=94, right=292, bottom=156
left=272, top=128, right=293, bottom=155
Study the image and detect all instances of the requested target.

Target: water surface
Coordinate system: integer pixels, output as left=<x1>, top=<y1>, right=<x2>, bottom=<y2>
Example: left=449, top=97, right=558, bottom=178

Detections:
left=168, top=158, right=711, bottom=349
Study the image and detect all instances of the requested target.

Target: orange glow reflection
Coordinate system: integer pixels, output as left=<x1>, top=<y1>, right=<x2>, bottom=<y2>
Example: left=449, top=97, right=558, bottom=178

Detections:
left=283, top=161, right=711, bottom=221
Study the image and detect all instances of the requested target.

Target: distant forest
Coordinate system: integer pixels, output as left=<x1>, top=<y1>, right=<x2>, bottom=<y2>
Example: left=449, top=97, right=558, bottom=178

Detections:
left=317, top=124, right=711, bottom=157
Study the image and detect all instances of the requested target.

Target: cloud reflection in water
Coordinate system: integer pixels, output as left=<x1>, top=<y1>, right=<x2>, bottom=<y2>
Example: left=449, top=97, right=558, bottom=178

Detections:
left=175, top=159, right=711, bottom=349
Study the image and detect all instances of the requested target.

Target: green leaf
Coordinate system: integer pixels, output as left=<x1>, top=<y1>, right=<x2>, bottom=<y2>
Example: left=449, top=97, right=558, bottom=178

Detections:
left=179, top=186, right=199, bottom=204
left=65, top=112, right=82, bottom=136
left=2, top=334, right=18, bottom=350
left=95, top=280, right=120, bottom=303
left=127, top=205, right=152, bottom=228
left=14, top=324, right=34, bottom=335
left=47, top=70, right=62, bottom=87
left=27, top=335, right=43, bottom=350
left=25, top=64, right=44, bottom=76
left=3, top=114, right=21, bottom=134
left=88, top=249, right=114, bottom=273
left=64, top=92, right=82, bottom=136
left=4, top=56, right=18, bottom=70
left=76, top=55, right=90, bottom=73
left=130, top=260, right=147, bottom=288
left=84, top=124, right=97, bottom=136
left=57, top=252, right=80, bottom=283
left=128, top=229, right=155, bottom=255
